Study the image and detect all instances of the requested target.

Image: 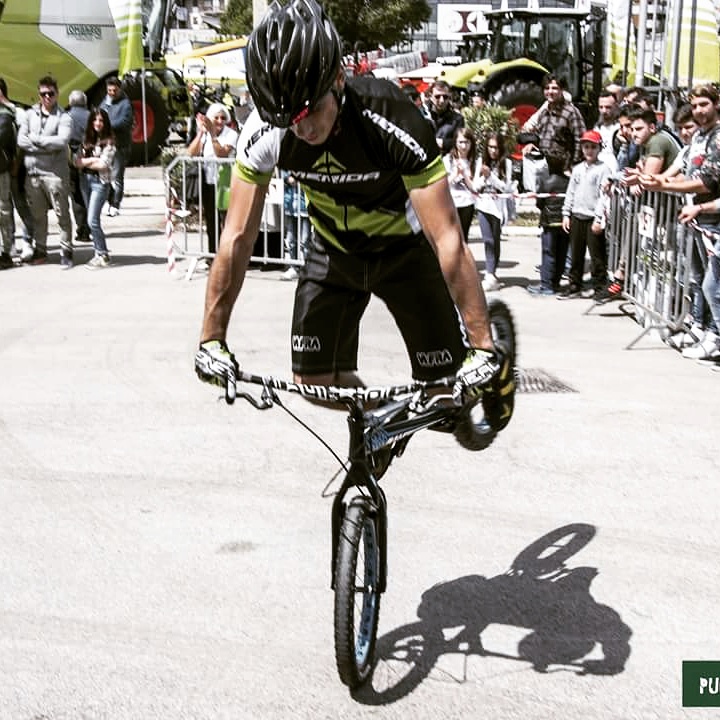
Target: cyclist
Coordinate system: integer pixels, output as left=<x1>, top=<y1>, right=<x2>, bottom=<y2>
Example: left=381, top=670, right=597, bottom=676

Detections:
left=194, top=0, right=514, bottom=438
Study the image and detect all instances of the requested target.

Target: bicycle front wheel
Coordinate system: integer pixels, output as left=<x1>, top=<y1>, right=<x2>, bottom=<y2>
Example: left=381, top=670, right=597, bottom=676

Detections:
left=334, top=497, right=381, bottom=688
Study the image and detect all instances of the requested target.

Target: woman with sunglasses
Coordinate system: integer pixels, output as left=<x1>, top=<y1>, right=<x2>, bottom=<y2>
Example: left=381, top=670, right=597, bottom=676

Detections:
left=74, top=109, right=116, bottom=269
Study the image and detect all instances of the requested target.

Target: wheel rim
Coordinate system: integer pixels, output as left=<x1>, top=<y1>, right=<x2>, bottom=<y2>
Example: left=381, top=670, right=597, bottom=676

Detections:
left=511, top=103, right=537, bottom=129
left=131, top=100, right=156, bottom=143
left=354, top=515, right=379, bottom=668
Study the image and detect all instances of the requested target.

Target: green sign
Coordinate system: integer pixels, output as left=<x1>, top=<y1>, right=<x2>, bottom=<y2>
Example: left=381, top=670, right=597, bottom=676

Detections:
left=683, top=661, right=720, bottom=707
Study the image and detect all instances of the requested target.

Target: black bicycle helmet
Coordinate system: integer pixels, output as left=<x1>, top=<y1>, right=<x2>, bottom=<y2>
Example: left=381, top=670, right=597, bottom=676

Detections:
left=246, top=0, right=343, bottom=128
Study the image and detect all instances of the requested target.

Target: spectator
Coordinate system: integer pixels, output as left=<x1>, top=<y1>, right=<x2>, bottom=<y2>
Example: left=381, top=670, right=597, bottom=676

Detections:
left=559, top=130, right=612, bottom=301
left=643, top=84, right=720, bottom=361
left=99, top=76, right=132, bottom=217
left=443, top=128, right=479, bottom=243
left=280, top=172, right=311, bottom=281
left=594, top=90, right=619, bottom=172
left=609, top=103, right=698, bottom=300
left=67, top=90, right=91, bottom=243
left=17, top=75, right=73, bottom=267
left=74, top=109, right=116, bottom=269
left=614, top=103, right=644, bottom=174
left=475, top=131, right=515, bottom=291
left=187, top=102, right=239, bottom=256
left=623, top=107, right=678, bottom=193
left=522, top=74, right=586, bottom=168
left=401, top=84, right=432, bottom=123
left=470, top=90, right=485, bottom=109
left=425, top=80, right=464, bottom=154
left=527, top=152, right=571, bottom=295
left=0, top=76, right=16, bottom=268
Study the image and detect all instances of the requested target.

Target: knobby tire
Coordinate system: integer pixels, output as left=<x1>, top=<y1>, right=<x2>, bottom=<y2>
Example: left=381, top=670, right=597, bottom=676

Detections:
left=334, top=497, right=381, bottom=689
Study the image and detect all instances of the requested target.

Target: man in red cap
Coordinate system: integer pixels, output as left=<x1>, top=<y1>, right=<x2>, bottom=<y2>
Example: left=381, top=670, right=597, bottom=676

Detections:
left=559, top=129, right=612, bottom=301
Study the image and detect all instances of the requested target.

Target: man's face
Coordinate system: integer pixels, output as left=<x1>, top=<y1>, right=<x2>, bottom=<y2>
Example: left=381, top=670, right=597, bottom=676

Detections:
left=630, top=119, right=654, bottom=146
left=430, top=86, right=450, bottom=112
left=618, top=115, right=632, bottom=140
left=107, top=84, right=120, bottom=99
left=678, top=119, right=699, bottom=144
left=598, top=96, right=617, bottom=123
left=38, top=85, right=57, bottom=112
left=690, top=95, right=718, bottom=129
left=290, top=91, right=339, bottom=146
left=544, top=81, right=563, bottom=104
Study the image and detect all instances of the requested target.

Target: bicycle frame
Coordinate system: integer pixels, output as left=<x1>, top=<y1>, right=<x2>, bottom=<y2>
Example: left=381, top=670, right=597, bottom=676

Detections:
left=229, top=371, right=460, bottom=594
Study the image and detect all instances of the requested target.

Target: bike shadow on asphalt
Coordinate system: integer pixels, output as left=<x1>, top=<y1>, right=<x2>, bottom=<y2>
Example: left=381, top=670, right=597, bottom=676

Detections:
left=353, top=523, right=633, bottom=705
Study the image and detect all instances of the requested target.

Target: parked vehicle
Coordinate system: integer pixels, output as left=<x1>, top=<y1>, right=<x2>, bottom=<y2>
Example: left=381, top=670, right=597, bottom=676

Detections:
left=0, top=0, right=191, bottom=164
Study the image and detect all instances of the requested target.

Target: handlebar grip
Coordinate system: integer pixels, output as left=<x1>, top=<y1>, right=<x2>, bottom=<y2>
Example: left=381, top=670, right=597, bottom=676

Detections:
left=225, top=370, right=237, bottom=405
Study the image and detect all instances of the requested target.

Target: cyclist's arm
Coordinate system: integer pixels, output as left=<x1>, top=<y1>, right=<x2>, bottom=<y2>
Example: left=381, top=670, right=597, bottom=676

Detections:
left=200, top=171, right=268, bottom=342
left=409, top=178, right=493, bottom=352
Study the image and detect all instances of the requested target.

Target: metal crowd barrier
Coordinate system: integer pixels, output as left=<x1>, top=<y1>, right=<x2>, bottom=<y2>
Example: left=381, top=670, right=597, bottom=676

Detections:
left=164, top=154, right=308, bottom=280
left=604, top=183, right=693, bottom=348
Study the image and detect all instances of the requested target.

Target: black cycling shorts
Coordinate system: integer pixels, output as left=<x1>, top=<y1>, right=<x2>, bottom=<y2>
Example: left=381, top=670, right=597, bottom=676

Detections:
left=290, top=237, right=469, bottom=380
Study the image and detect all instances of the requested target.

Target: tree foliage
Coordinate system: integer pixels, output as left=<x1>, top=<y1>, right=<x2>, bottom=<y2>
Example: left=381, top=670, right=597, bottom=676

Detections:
left=325, top=0, right=431, bottom=48
left=222, top=0, right=431, bottom=47
left=220, top=0, right=254, bottom=36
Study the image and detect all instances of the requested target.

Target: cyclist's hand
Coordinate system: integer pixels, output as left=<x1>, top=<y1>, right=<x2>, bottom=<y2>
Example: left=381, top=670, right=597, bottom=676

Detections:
left=195, top=340, right=239, bottom=389
left=454, top=346, right=516, bottom=432
left=453, top=348, right=499, bottom=405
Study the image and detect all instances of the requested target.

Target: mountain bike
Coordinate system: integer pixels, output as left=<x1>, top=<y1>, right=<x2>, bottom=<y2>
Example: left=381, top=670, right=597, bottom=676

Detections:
left=224, top=299, right=516, bottom=689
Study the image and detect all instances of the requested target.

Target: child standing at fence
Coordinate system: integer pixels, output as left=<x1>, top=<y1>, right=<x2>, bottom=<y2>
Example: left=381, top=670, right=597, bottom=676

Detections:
left=475, top=131, right=515, bottom=292
left=527, top=152, right=570, bottom=295
left=560, top=130, right=612, bottom=301
left=280, top=172, right=310, bottom=281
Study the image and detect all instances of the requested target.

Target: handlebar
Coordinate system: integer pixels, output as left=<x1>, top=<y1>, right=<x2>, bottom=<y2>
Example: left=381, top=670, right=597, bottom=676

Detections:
left=225, top=370, right=458, bottom=408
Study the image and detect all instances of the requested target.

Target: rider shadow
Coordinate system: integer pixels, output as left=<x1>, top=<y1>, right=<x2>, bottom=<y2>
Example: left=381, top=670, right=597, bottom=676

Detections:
left=354, top=523, right=632, bottom=705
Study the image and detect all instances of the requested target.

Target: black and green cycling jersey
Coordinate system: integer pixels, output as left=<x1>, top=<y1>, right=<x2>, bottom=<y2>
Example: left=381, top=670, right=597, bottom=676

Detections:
left=235, top=76, right=446, bottom=254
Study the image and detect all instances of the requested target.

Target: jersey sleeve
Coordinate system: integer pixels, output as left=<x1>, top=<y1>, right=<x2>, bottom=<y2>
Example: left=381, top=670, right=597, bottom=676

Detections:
left=358, top=83, right=446, bottom=191
left=233, top=109, right=284, bottom=185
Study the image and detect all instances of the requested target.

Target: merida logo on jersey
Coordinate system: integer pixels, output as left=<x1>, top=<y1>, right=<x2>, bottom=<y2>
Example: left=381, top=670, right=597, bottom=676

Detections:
left=362, top=109, right=427, bottom=162
left=292, top=335, right=321, bottom=352
left=416, top=349, right=453, bottom=367
left=293, top=154, right=380, bottom=184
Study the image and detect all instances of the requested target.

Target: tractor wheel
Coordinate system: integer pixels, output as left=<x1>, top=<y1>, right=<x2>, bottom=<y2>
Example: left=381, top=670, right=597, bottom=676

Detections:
left=123, top=78, right=170, bottom=166
left=490, top=79, right=544, bottom=128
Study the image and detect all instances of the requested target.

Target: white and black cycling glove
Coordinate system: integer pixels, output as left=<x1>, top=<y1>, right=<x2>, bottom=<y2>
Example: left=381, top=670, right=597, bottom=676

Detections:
left=195, top=340, right=239, bottom=388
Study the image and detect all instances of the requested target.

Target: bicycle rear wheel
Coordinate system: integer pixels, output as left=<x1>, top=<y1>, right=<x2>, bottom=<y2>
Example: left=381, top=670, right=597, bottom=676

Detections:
left=334, top=497, right=381, bottom=688
left=454, top=298, right=517, bottom=450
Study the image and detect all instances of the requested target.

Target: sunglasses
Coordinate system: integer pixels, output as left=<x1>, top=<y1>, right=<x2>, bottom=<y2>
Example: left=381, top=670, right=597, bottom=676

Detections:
left=433, top=94, right=449, bottom=100
left=39, top=90, right=56, bottom=98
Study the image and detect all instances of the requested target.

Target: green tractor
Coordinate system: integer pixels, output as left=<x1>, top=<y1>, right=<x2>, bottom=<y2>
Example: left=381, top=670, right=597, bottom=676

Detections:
left=442, top=6, right=606, bottom=127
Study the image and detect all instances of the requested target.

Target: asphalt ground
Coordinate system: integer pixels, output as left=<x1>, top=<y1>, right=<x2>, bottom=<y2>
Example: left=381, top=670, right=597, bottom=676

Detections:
left=0, top=165, right=717, bottom=719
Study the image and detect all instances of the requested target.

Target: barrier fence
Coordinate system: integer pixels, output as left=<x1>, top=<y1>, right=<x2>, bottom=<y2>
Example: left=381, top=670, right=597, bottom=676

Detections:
left=163, top=155, right=710, bottom=351
left=603, top=183, right=703, bottom=349
left=164, top=155, right=307, bottom=280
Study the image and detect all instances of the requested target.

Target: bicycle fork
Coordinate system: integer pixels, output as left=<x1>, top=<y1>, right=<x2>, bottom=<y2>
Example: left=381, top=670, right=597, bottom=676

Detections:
left=330, top=409, right=388, bottom=593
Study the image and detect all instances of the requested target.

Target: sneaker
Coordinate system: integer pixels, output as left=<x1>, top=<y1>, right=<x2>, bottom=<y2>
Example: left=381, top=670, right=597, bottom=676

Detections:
left=60, top=251, right=73, bottom=270
left=482, top=274, right=500, bottom=292
left=85, top=254, right=111, bottom=270
left=20, top=244, right=36, bottom=263
left=526, top=283, right=555, bottom=296
left=0, top=252, right=13, bottom=270
left=666, top=323, right=705, bottom=350
left=107, top=206, right=119, bottom=217
left=557, top=284, right=582, bottom=299
left=593, top=287, right=612, bottom=303
left=280, top=266, right=298, bottom=281
left=23, top=250, right=48, bottom=265
left=682, top=332, right=720, bottom=360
